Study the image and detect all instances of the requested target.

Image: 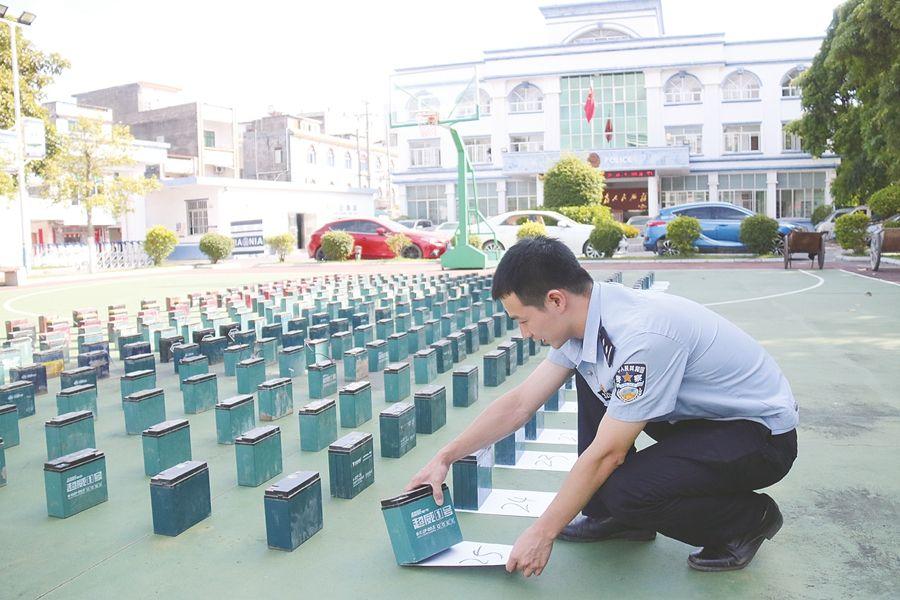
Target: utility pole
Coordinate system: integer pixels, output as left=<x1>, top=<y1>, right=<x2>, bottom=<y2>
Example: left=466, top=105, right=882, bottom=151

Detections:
left=355, top=121, right=361, bottom=188
left=364, top=101, right=371, bottom=188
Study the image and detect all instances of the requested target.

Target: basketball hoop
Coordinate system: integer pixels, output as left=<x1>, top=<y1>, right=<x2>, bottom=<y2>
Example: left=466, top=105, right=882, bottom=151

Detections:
left=416, top=111, right=440, bottom=138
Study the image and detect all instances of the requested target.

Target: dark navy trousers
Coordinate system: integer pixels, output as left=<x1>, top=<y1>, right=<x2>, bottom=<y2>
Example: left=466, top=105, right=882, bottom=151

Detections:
left=574, top=372, right=797, bottom=547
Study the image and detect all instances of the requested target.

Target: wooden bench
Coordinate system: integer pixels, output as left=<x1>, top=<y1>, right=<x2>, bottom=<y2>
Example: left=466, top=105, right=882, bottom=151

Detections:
left=784, top=231, right=826, bottom=270
left=870, top=227, right=900, bottom=271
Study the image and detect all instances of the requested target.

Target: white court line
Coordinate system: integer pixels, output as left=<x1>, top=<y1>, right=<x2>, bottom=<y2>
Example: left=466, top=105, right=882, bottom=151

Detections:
left=839, top=269, right=900, bottom=288
left=2, top=282, right=105, bottom=317
left=703, top=270, right=824, bottom=307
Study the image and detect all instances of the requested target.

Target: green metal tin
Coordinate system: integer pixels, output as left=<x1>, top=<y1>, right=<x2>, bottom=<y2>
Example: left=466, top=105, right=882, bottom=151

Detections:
left=381, top=483, right=463, bottom=565
left=452, top=365, right=479, bottom=408
left=60, top=367, right=96, bottom=390
left=494, top=428, right=524, bottom=465
left=181, top=373, right=218, bottom=414
left=298, top=399, right=338, bottom=452
left=342, top=347, right=368, bottom=383
left=330, top=331, right=351, bottom=361
left=214, top=394, right=255, bottom=444
left=262, top=323, right=282, bottom=346
left=327, top=432, right=374, bottom=499
left=384, top=362, right=411, bottom=403
left=200, top=335, right=228, bottom=365
left=525, top=408, right=545, bottom=441
left=264, top=471, right=323, bottom=551
left=258, top=377, right=294, bottom=421
left=125, top=352, right=156, bottom=374
left=366, top=340, right=388, bottom=372
left=544, top=388, right=560, bottom=411
left=305, top=338, right=330, bottom=366
left=483, top=350, right=506, bottom=387
left=430, top=340, right=453, bottom=373
left=408, top=326, right=426, bottom=355
left=178, top=355, right=209, bottom=391
left=235, top=425, right=283, bottom=487
left=491, top=314, right=504, bottom=339
left=413, top=348, right=438, bottom=385
left=123, top=388, right=167, bottom=435
left=353, top=324, right=374, bottom=348
left=461, top=324, right=480, bottom=354
left=452, top=448, right=493, bottom=511
left=446, top=332, right=467, bottom=364
left=338, top=381, right=372, bottom=428
left=413, top=307, right=427, bottom=326
left=56, top=385, right=98, bottom=421
left=528, top=337, right=538, bottom=356
left=257, top=337, right=278, bottom=365
left=379, top=402, right=416, bottom=459
left=120, top=369, right=156, bottom=402
left=307, top=360, right=338, bottom=399
left=395, top=313, right=411, bottom=333
left=224, top=343, right=252, bottom=376
left=477, top=318, right=495, bottom=345
left=329, top=317, right=350, bottom=336
left=172, top=343, right=200, bottom=374
left=0, top=404, right=20, bottom=447
left=308, top=323, right=329, bottom=342
left=497, top=341, right=517, bottom=376
left=45, top=410, right=95, bottom=460
left=510, top=335, right=527, bottom=366
left=150, top=460, right=211, bottom=536
left=159, top=334, right=183, bottom=363
left=118, top=333, right=145, bottom=360
left=236, top=357, right=266, bottom=395
left=440, top=314, right=454, bottom=337
left=414, top=385, right=446, bottom=434
left=387, top=332, right=408, bottom=363
left=455, top=307, right=469, bottom=330
left=278, top=345, right=304, bottom=378
left=376, top=318, right=393, bottom=341
left=0, top=380, right=35, bottom=419
left=43, top=448, right=108, bottom=518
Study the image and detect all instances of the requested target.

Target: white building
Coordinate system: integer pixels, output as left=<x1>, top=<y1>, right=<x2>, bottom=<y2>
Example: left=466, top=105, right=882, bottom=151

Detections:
left=391, top=0, right=839, bottom=225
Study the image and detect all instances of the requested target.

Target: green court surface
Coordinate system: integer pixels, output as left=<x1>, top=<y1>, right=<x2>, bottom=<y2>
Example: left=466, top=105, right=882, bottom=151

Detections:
left=0, top=267, right=898, bottom=599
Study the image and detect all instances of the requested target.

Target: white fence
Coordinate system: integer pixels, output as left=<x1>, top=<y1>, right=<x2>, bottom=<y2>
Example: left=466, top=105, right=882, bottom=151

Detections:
left=32, top=241, right=152, bottom=270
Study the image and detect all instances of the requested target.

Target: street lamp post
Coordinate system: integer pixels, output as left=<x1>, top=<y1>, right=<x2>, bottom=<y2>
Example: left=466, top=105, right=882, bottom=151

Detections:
left=1, top=5, right=37, bottom=274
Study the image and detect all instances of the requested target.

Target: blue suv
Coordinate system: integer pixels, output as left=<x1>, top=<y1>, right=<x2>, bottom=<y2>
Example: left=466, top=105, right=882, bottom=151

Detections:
left=643, top=202, right=800, bottom=255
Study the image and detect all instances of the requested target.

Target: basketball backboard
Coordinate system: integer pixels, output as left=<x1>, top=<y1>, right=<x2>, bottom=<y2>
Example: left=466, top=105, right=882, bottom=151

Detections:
left=389, top=64, right=482, bottom=129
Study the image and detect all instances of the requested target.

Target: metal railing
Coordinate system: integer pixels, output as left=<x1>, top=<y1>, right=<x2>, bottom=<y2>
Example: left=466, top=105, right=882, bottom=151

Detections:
left=32, top=241, right=153, bottom=270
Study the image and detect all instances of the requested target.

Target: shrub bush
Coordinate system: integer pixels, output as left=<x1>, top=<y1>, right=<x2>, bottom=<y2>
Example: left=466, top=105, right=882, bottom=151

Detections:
left=588, top=220, right=623, bottom=258
left=618, top=223, right=640, bottom=238
left=143, top=225, right=178, bottom=266
left=835, top=212, right=870, bottom=254
left=265, top=233, right=295, bottom=262
left=321, top=231, right=354, bottom=261
left=868, top=184, right=900, bottom=220
left=198, top=232, right=234, bottom=264
left=516, top=221, right=547, bottom=240
left=557, top=204, right=613, bottom=225
left=666, top=216, right=702, bottom=255
left=739, top=214, right=780, bottom=255
left=542, top=155, right=606, bottom=208
left=811, top=204, right=833, bottom=226
left=386, top=233, right=413, bottom=258
left=884, top=220, right=900, bottom=229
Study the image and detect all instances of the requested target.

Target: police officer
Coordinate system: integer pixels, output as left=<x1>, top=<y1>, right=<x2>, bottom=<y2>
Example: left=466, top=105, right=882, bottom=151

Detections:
left=406, top=237, right=798, bottom=576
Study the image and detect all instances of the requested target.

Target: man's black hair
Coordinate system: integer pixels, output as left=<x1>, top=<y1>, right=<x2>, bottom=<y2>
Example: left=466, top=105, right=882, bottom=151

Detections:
left=491, top=237, right=593, bottom=307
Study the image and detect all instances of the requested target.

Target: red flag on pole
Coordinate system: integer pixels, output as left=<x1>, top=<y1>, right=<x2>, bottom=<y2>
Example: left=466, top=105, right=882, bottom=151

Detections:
left=605, top=118, right=613, bottom=142
left=584, top=85, right=595, bottom=123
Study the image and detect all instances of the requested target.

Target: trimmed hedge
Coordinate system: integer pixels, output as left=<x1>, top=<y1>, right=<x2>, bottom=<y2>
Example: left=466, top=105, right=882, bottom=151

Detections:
left=265, top=233, right=295, bottom=262
left=199, top=232, right=234, bottom=264
left=667, top=216, right=701, bottom=255
left=542, top=155, right=606, bottom=208
left=143, top=225, right=178, bottom=266
left=835, top=212, right=870, bottom=254
left=811, top=204, right=833, bottom=226
left=619, top=223, right=640, bottom=238
left=739, top=214, right=780, bottom=255
left=868, top=184, right=900, bottom=220
left=321, top=231, right=354, bottom=261
left=516, top=221, right=547, bottom=240
left=556, top=204, right=612, bottom=225
left=588, top=220, right=622, bottom=258
left=386, top=233, right=413, bottom=258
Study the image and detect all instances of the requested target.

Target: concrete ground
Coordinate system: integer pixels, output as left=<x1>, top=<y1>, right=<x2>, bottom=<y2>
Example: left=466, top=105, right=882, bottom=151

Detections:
left=0, top=264, right=898, bottom=599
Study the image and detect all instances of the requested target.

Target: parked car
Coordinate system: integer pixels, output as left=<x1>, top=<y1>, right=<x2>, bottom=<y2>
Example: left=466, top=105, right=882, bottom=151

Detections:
left=816, top=206, right=869, bottom=240
left=866, top=214, right=900, bottom=243
left=642, top=202, right=801, bottom=255
left=625, top=215, right=652, bottom=236
left=397, top=219, right=434, bottom=230
left=307, top=217, right=447, bottom=260
left=433, top=221, right=458, bottom=242
left=476, top=210, right=605, bottom=258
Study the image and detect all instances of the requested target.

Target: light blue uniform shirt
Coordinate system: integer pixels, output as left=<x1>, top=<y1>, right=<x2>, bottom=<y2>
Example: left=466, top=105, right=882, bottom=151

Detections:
left=547, top=282, right=798, bottom=434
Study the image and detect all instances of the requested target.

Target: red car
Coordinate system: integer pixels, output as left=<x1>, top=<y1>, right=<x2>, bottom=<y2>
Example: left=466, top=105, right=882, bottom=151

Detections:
left=307, top=217, right=448, bottom=260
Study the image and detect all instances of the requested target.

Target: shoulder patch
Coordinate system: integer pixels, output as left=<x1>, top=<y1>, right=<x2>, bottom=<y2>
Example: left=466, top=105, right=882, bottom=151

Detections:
left=614, top=363, right=646, bottom=403
left=599, top=327, right=616, bottom=367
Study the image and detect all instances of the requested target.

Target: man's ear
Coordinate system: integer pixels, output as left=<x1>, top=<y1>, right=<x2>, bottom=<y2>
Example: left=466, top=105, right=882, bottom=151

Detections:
left=546, top=289, right=566, bottom=312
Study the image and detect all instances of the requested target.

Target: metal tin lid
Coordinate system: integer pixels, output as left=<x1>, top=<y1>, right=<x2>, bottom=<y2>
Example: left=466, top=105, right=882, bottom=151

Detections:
left=123, top=341, right=150, bottom=349
left=497, top=341, right=515, bottom=350
left=225, top=343, right=250, bottom=352
left=385, top=362, right=409, bottom=374
left=201, top=335, right=227, bottom=343
left=414, top=348, right=436, bottom=359
left=511, top=335, right=524, bottom=342
left=414, top=384, right=445, bottom=399
left=365, top=339, right=386, bottom=348
left=257, top=336, right=276, bottom=343
left=381, top=483, right=450, bottom=510
left=281, top=345, right=302, bottom=354
left=126, top=352, right=154, bottom=361
left=380, top=402, right=414, bottom=419
left=387, top=332, right=407, bottom=340
left=237, top=357, right=265, bottom=367
left=431, top=339, right=450, bottom=348
left=235, top=425, right=280, bottom=444
left=183, top=373, right=216, bottom=384
left=376, top=318, right=391, bottom=325
left=0, top=403, right=18, bottom=415
left=299, top=399, right=335, bottom=415
left=81, top=350, right=109, bottom=358
left=60, top=366, right=94, bottom=376
left=264, top=470, right=320, bottom=499
left=462, top=324, right=478, bottom=332
left=259, top=377, right=291, bottom=389
left=142, top=418, right=189, bottom=437
left=0, top=380, right=33, bottom=392
left=173, top=342, right=200, bottom=351
left=344, top=347, right=365, bottom=357
left=45, top=410, right=94, bottom=427
left=161, top=334, right=183, bottom=342
left=309, top=360, right=335, bottom=372
left=446, top=332, right=465, bottom=340
left=124, top=388, right=164, bottom=403
left=484, top=350, right=505, bottom=359
left=305, top=337, right=328, bottom=345
left=355, top=323, right=372, bottom=330
left=122, top=369, right=155, bottom=381
left=458, top=446, right=492, bottom=465
left=328, top=431, right=373, bottom=453
left=478, top=318, right=492, bottom=325
left=332, top=331, right=350, bottom=339
left=58, top=383, right=96, bottom=396
left=340, top=381, right=371, bottom=395
left=150, top=460, right=208, bottom=487
left=452, top=364, right=478, bottom=376
left=216, top=394, right=254, bottom=410
left=44, top=448, right=104, bottom=472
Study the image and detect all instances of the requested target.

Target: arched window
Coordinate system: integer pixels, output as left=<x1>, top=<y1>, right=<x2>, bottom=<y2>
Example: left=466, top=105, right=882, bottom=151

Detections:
left=722, top=70, right=761, bottom=101
left=327, top=148, right=335, bottom=167
left=344, top=152, right=352, bottom=169
left=455, top=88, right=493, bottom=118
left=307, top=146, right=317, bottom=164
left=664, top=73, right=703, bottom=104
left=781, top=67, right=806, bottom=98
left=570, top=27, right=631, bottom=43
left=508, top=83, right=543, bottom=113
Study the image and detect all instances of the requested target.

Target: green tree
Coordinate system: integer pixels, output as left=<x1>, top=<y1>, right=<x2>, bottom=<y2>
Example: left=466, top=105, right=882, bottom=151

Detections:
left=265, top=232, right=295, bottom=262
left=787, top=0, right=900, bottom=206
left=199, top=232, right=234, bottom=264
left=143, top=225, right=178, bottom=266
left=41, top=117, right=160, bottom=271
left=542, top=155, right=606, bottom=208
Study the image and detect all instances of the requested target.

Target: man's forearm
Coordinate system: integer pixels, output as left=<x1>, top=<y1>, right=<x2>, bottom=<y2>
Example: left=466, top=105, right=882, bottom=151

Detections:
left=436, top=389, right=532, bottom=465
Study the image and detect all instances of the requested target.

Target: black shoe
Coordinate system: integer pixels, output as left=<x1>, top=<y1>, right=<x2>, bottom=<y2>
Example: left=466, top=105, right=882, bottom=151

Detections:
left=558, top=515, right=657, bottom=543
left=687, top=494, right=784, bottom=572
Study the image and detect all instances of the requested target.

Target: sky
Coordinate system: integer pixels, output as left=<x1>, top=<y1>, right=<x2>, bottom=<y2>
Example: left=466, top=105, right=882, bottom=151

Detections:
left=16, top=0, right=844, bottom=123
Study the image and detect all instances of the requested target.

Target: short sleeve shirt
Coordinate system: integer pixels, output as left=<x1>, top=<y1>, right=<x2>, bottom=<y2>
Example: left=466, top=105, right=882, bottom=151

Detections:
left=547, top=282, right=798, bottom=434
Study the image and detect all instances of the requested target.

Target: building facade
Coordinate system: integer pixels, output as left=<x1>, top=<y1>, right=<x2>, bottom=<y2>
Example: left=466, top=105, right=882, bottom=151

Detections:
left=391, top=0, right=839, bottom=225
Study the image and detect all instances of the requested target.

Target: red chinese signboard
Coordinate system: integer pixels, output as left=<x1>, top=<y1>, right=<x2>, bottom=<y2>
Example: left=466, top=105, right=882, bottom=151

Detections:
left=605, top=170, right=656, bottom=179
left=604, top=188, right=648, bottom=211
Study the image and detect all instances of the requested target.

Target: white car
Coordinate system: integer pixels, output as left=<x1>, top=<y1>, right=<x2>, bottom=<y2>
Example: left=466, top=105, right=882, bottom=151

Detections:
left=815, top=206, right=869, bottom=240
left=476, top=210, right=606, bottom=258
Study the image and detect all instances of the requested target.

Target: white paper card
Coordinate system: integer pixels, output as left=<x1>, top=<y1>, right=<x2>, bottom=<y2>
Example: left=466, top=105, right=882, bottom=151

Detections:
left=495, top=451, right=577, bottom=472
left=457, top=488, right=557, bottom=518
left=411, top=541, right=512, bottom=567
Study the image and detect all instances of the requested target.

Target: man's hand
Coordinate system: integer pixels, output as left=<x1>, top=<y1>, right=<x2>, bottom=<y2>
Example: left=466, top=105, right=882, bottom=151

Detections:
left=506, top=524, right=555, bottom=577
left=404, top=454, right=451, bottom=504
